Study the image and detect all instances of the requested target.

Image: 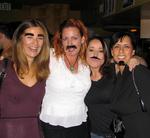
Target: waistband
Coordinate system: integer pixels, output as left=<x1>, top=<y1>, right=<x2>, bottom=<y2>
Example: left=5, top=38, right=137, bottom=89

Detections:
left=41, top=120, right=88, bottom=130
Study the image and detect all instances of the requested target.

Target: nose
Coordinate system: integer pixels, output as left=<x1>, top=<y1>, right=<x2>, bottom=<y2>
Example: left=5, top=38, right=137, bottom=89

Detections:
left=32, top=38, right=38, bottom=45
left=94, top=51, right=99, bottom=57
left=67, top=38, right=73, bottom=46
left=119, top=47, right=124, bottom=53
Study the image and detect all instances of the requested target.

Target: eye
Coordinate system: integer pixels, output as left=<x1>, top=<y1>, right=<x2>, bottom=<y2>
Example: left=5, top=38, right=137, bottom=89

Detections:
left=37, top=36, right=44, bottom=40
left=72, top=36, right=78, bottom=40
left=99, top=49, right=104, bottom=53
left=62, top=37, right=67, bottom=42
left=26, top=36, right=33, bottom=39
left=25, top=36, right=33, bottom=41
left=88, top=48, right=94, bottom=52
left=124, top=45, right=130, bottom=49
left=113, top=44, right=119, bottom=49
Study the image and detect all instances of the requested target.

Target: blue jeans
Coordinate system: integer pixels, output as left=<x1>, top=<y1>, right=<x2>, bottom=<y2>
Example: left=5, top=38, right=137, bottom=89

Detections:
left=91, top=133, right=104, bottom=138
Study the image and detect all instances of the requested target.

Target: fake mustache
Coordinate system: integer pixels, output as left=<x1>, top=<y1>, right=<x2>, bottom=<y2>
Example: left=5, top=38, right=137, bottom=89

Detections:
left=66, top=45, right=77, bottom=50
left=90, top=56, right=100, bottom=60
left=116, top=61, right=126, bottom=66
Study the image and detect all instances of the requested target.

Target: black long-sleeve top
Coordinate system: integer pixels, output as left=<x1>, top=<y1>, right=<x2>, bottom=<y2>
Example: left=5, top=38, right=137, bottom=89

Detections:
left=85, top=75, right=116, bottom=136
left=111, top=64, right=150, bottom=138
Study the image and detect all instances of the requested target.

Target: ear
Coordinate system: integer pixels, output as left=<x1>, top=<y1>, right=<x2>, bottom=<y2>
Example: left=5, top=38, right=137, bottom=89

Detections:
left=111, top=49, right=114, bottom=57
left=81, top=36, right=85, bottom=44
left=0, top=32, right=4, bottom=39
left=132, top=50, right=135, bottom=56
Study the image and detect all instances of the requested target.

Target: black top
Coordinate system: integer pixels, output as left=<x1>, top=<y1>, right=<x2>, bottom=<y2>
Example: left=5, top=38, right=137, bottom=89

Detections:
left=85, top=75, right=116, bottom=136
left=111, top=64, right=150, bottom=138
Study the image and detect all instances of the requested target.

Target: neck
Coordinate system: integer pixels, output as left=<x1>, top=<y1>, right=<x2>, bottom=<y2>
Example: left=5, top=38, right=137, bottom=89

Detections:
left=27, top=57, right=34, bottom=68
left=91, top=68, right=102, bottom=81
left=64, top=54, right=78, bottom=73
left=66, top=54, right=78, bottom=61
left=115, top=64, right=125, bottom=74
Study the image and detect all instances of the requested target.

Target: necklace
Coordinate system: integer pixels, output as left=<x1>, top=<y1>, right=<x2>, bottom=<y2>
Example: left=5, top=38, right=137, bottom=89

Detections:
left=65, top=55, right=78, bottom=72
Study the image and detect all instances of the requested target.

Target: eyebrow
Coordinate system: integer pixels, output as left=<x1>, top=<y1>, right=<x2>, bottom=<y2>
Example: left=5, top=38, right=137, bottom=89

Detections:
left=24, top=33, right=44, bottom=37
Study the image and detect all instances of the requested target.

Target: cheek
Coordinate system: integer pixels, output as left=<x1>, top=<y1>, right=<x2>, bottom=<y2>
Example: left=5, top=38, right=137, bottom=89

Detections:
left=86, top=57, right=91, bottom=65
left=86, top=53, right=92, bottom=63
left=39, top=43, right=44, bottom=50
left=125, top=50, right=134, bottom=57
left=38, top=45, right=43, bottom=52
left=86, top=51, right=93, bottom=58
left=62, top=41, right=66, bottom=46
left=101, top=59, right=105, bottom=65
left=112, top=50, right=118, bottom=58
left=21, top=42, right=27, bottom=51
left=39, top=40, right=44, bottom=46
left=99, top=53, right=104, bottom=59
left=76, top=40, right=82, bottom=47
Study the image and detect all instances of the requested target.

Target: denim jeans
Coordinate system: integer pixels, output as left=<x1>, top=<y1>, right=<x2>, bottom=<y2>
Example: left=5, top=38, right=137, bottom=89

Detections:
left=91, top=133, right=105, bottom=138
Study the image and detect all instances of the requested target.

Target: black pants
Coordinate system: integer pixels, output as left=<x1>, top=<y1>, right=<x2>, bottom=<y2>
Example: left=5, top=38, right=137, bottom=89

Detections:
left=40, top=121, right=90, bottom=138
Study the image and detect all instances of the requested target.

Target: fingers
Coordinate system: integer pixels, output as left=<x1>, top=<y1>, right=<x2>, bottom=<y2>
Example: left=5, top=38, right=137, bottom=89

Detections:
left=127, top=57, right=140, bottom=71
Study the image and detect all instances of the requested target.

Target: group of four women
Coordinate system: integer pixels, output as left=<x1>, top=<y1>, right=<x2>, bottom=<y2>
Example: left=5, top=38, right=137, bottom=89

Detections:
left=0, top=18, right=150, bottom=138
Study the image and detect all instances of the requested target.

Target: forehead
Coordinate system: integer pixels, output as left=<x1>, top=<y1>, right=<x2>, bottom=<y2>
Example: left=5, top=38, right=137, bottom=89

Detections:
left=24, top=26, right=44, bottom=34
left=88, top=39, right=103, bottom=48
left=62, top=27, right=80, bottom=35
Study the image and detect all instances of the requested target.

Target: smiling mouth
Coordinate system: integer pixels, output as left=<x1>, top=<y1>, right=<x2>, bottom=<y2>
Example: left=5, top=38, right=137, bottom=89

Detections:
left=29, top=47, right=40, bottom=53
left=117, top=55, right=125, bottom=59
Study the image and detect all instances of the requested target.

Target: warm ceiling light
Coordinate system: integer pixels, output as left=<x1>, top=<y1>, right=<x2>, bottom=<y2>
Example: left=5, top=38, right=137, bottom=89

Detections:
left=130, top=28, right=138, bottom=32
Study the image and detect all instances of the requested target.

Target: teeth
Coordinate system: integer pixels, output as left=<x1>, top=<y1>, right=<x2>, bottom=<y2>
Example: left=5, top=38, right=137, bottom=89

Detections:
left=118, top=55, right=125, bottom=59
left=31, top=47, right=38, bottom=50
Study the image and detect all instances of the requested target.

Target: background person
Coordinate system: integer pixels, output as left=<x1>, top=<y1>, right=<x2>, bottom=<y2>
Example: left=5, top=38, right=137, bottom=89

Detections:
left=0, top=22, right=19, bottom=60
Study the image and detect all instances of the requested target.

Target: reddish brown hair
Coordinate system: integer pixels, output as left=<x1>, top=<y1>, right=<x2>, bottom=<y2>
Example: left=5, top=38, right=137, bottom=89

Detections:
left=53, top=18, right=88, bottom=63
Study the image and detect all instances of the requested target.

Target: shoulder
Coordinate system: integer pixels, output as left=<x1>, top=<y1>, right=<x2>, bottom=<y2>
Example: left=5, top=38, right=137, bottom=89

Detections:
left=133, top=65, right=150, bottom=85
left=49, top=48, right=57, bottom=63
left=103, top=63, right=115, bottom=80
left=135, top=65, right=150, bottom=75
left=49, top=48, right=61, bottom=60
left=50, top=48, right=55, bottom=56
left=0, top=58, right=11, bottom=68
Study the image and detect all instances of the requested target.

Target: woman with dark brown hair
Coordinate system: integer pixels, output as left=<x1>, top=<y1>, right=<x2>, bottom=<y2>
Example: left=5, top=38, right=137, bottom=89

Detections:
left=110, top=32, right=150, bottom=138
left=85, top=34, right=147, bottom=138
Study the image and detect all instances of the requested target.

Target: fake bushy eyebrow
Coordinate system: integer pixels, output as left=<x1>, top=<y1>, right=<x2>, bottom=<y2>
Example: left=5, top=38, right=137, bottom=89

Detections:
left=24, top=33, right=44, bottom=37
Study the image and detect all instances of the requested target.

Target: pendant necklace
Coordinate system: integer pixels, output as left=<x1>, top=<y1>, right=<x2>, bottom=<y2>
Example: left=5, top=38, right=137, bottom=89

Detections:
left=65, top=55, right=78, bottom=72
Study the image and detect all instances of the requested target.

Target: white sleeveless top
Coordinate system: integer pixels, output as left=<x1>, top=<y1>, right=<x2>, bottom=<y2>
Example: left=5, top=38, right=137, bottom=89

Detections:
left=40, top=49, right=91, bottom=128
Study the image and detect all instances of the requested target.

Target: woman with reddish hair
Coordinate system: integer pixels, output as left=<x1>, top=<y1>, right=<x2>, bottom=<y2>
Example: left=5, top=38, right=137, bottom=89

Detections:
left=40, top=18, right=91, bottom=138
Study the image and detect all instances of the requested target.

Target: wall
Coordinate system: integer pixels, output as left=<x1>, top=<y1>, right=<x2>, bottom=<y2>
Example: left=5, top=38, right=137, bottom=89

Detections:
left=0, top=4, right=81, bottom=34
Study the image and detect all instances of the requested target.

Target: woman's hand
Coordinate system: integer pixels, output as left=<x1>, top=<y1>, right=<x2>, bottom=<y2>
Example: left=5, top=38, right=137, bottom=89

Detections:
left=127, top=56, right=147, bottom=71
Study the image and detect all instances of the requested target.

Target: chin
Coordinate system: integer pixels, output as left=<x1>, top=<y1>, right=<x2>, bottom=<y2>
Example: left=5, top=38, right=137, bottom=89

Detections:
left=67, top=52, right=79, bottom=57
